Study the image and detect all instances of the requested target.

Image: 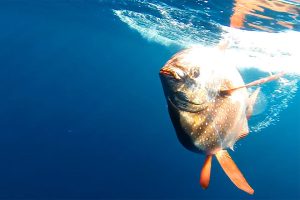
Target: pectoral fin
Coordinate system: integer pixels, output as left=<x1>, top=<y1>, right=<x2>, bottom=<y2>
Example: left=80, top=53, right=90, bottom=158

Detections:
left=200, top=155, right=212, bottom=189
left=215, top=150, right=254, bottom=195
left=220, top=72, right=284, bottom=95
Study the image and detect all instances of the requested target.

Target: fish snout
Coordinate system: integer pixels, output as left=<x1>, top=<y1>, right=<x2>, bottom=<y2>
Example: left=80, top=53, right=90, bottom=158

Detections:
left=159, top=67, right=185, bottom=80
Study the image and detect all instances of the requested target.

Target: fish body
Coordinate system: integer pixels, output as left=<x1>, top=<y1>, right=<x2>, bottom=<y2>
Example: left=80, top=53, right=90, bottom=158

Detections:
left=159, top=47, right=283, bottom=194
left=160, top=48, right=249, bottom=154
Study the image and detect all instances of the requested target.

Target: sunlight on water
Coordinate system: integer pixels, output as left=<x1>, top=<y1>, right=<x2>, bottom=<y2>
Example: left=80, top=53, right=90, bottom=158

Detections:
left=112, top=0, right=300, bottom=132
left=221, top=26, right=300, bottom=74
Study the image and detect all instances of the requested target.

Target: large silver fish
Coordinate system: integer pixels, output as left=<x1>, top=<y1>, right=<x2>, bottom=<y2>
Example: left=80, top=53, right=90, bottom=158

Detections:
left=159, top=47, right=283, bottom=194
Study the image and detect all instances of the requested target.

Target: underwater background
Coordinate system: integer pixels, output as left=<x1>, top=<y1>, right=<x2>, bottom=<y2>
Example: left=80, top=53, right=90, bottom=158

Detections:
left=0, top=0, right=299, bottom=199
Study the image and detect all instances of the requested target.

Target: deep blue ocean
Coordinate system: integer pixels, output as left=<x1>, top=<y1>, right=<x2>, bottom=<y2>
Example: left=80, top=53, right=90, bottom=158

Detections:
left=0, top=1, right=299, bottom=199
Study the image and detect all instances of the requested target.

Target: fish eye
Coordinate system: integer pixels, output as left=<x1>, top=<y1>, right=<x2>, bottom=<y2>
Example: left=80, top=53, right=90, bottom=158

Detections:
left=174, top=68, right=185, bottom=78
left=169, top=68, right=186, bottom=80
left=190, top=67, right=200, bottom=78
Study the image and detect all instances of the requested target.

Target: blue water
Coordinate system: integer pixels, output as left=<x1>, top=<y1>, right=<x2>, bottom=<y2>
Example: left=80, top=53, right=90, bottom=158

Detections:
left=0, top=1, right=299, bottom=199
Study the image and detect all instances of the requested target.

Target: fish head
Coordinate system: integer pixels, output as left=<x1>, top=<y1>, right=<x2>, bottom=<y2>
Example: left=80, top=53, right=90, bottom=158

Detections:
left=159, top=49, right=218, bottom=112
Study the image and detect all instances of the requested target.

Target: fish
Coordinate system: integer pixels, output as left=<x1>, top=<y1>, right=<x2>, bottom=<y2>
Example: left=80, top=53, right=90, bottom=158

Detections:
left=159, top=47, right=284, bottom=195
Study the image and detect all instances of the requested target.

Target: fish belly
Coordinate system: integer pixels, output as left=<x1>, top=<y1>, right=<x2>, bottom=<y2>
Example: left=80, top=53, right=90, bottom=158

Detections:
left=179, top=92, right=248, bottom=154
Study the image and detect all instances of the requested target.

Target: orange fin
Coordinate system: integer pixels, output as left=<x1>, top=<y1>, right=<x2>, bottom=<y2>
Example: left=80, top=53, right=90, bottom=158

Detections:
left=200, top=155, right=212, bottom=189
left=215, top=150, right=254, bottom=195
left=247, top=88, right=261, bottom=119
left=220, top=72, right=284, bottom=95
left=243, top=72, right=284, bottom=89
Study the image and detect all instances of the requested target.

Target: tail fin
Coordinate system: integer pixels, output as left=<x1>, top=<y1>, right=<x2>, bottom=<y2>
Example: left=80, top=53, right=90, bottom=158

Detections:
left=215, top=150, right=254, bottom=195
left=200, top=155, right=212, bottom=189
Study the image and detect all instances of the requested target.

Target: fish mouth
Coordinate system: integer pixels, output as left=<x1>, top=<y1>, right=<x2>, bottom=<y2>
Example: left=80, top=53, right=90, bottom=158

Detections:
left=159, top=68, right=172, bottom=76
left=159, top=67, right=183, bottom=80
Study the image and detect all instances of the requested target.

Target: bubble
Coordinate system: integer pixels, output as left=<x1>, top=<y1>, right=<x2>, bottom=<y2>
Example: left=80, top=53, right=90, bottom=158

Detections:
left=251, top=76, right=298, bottom=132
